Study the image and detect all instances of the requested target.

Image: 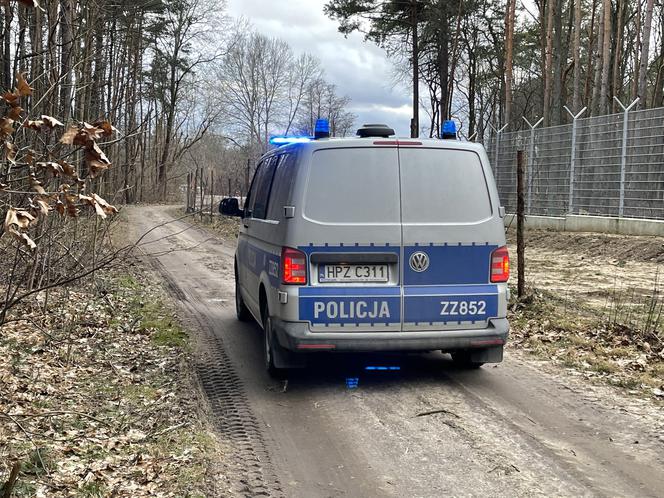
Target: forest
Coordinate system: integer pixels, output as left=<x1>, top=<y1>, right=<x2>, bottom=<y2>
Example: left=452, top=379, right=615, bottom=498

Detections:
left=326, top=0, right=664, bottom=139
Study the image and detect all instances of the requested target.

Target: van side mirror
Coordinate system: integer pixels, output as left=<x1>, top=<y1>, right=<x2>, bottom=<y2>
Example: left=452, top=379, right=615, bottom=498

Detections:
left=219, top=197, right=243, bottom=217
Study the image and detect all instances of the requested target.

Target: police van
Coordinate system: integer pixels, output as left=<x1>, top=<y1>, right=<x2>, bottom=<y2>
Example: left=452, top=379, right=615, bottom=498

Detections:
left=220, top=121, right=510, bottom=374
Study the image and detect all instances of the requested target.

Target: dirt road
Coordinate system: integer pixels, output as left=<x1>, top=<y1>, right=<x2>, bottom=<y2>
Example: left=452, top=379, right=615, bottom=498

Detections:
left=128, top=205, right=664, bottom=498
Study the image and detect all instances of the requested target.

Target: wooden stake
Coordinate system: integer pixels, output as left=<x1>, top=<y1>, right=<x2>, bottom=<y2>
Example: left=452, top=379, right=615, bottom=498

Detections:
left=517, top=149, right=526, bottom=299
left=210, top=170, right=214, bottom=222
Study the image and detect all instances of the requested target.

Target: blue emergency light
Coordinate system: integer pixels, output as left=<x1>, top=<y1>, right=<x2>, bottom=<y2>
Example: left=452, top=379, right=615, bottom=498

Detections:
left=442, top=120, right=457, bottom=139
left=269, top=118, right=330, bottom=146
left=314, top=118, right=330, bottom=139
left=268, top=136, right=312, bottom=146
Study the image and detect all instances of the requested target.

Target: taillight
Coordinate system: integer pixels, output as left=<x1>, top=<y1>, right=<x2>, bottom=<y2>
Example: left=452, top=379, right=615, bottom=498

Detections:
left=490, top=246, right=510, bottom=282
left=282, top=247, right=307, bottom=285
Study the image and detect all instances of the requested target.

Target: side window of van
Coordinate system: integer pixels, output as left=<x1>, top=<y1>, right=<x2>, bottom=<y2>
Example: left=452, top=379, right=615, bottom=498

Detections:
left=245, top=160, right=264, bottom=218
left=250, top=155, right=278, bottom=220
left=267, top=153, right=297, bottom=220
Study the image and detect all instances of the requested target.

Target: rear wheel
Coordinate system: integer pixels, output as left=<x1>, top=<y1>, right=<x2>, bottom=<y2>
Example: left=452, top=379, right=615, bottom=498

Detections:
left=262, top=308, right=284, bottom=378
left=450, top=350, right=485, bottom=369
left=235, top=265, right=251, bottom=322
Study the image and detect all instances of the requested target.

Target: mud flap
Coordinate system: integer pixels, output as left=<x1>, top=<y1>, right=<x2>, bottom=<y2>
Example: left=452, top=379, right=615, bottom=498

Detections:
left=272, top=334, right=306, bottom=369
left=469, top=345, right=503, bottom=363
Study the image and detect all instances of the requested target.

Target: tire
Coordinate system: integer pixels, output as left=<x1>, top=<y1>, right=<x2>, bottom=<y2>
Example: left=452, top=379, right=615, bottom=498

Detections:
left=262, top=309, right=284, bottom=378
left=450, top=350, right=485, bottom=369
left=235, top=265, right=251, bottom=322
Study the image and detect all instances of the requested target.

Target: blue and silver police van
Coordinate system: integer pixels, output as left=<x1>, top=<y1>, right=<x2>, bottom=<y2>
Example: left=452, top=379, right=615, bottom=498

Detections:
left=220, top=122, right=510, bottom=375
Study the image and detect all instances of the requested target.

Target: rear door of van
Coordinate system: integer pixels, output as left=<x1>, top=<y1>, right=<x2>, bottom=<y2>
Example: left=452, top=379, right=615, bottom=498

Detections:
left=296, top=145, right=402, bottom=332
left=398, top=146, right=503, bottom=332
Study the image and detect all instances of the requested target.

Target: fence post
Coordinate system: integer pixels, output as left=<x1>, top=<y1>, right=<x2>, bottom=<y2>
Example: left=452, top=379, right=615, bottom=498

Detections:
left=210, top=170, right=214, bottom=222
left=563, top=106, right=587, bottom=214
left=186, top=172, right=191, bottom=212
left=523, top=117, right=544, bottom=214
left=490, top=123, right=508, bottom=170
left=613, top=96, right=639, bottom=217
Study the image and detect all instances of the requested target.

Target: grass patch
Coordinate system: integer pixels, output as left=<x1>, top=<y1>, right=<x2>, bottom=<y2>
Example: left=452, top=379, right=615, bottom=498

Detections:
left=115, top=273, right=188, bottom=349
left=509, top=287, right=664, bottom=399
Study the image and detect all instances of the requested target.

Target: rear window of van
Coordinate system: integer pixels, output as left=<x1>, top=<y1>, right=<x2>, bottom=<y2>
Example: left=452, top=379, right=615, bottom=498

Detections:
left=304, top=148, right=400, bottom=224
left=399, top=148, right=492, bottom=223
left=303, top=147, right=492, bottom=225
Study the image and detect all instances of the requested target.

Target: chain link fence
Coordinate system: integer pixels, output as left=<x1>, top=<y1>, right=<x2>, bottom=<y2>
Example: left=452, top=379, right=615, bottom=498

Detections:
left=485, top=104, right=664, bottom=220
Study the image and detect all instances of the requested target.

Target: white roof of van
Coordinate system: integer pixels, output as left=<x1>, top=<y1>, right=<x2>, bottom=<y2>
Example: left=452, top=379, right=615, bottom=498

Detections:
left=271, top=137, right=487, bottom=154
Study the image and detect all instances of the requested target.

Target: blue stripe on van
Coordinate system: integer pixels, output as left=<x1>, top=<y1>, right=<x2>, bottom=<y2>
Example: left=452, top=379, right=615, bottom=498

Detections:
left=238, top=239, right=281, bottom=287
left=404, top=244, right=497, bottom=286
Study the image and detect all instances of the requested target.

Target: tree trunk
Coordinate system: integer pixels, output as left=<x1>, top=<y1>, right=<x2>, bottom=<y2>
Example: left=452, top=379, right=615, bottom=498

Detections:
left=591, top=6, right=604, bottom=114
left=437, top=0, right=449, bottom=130
left=59, top=0, right=74, bottom=122
left=637, top=0, right=655, bottom=107
left=631, top=0, right=642, bottom=101
left=611, top=0, right=626, bottom=111
left=584, top=0, right=598, bottom=106
left=572, top=0, right=582, bottom=112
left=551, top=0, right=564, bottom=125
left=504, top=0, right=517, bottom=126
left=411, top=0, right=419, bottom=138
left=599, top=0, right=612, bottom=114
left=2, top=4, right=12, bottom=91
left=543, top=0, right=556, bottom=125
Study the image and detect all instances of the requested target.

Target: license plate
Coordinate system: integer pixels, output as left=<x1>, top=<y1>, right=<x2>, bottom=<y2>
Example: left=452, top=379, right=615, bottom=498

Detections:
left=319, top=264, right=389, bottom=283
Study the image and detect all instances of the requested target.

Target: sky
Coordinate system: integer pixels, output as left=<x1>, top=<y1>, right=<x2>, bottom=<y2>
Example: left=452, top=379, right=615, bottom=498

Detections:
left=226, top=0, right=413, bottom=136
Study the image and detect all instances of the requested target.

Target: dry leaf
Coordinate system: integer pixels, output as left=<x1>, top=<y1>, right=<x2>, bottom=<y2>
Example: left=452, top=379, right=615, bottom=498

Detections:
left=1, top=91, right=19, bottom=106
left=85, top=147, right=111, bottom=177
left=55, top=199, right=65, bottom=215
left=93, top=120, right=115, bottom=137
left=25, top=120, right=45, bottom=130
left=35, top=199, right=50, bottom=216
left=60, top=126, right=80, bottom=145
left=58, top=160, right=77, bottom=178
left=37, top=161, right=64, bottom=176
left=5, top=142, right=17, bottom=163
left=4, top=207, right=35, bottom=231
left=8, top=106, right=23, bottom=120
left=30, top=176, right=46, bottom=195
left=41, top=115, right=64, bottom=128
left=9, top=227, right=36, bottom=250
left=63, top=193, right=79, bottom=218
left=92, top=193, right=119, bottom=216
left=0, top=118, right=14, bottom=138
left=16, top=72, right=33, bottom=96
left=81, top=122, right=104, bottom=141
left=79, top=194, right=106, bottom=219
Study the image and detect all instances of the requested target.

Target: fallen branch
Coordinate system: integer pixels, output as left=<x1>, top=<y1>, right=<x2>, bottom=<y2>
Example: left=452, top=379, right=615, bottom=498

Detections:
left=1, top=461, right=21, bottom=498
left=414, top=409, right=460, bottom=418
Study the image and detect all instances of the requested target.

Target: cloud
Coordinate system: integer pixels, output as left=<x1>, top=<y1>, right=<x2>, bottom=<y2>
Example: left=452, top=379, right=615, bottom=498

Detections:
left=226, top=0, right=412, bottom=135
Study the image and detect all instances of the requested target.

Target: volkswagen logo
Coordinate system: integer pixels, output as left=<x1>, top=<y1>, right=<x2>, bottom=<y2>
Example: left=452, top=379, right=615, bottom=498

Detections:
left=409, top=251, right=430, bottom=272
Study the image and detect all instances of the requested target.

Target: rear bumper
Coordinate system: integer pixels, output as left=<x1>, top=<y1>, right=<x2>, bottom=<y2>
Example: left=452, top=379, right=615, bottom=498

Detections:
left=272, top=318, right=509, bottom=353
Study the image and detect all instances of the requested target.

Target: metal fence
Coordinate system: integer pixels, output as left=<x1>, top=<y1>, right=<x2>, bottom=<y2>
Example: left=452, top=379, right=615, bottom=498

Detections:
left=485, top=102, right=664, bottom=220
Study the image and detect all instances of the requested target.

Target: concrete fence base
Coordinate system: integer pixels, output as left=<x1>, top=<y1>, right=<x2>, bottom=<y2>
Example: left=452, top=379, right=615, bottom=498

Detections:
left=504, top=214, right=664, bottom=237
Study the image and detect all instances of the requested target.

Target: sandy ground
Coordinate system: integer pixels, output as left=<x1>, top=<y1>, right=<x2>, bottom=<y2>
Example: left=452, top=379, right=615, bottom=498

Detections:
left=128, top=206, right=664, bottom=497
left=507, top=229, right=664, bottom=309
